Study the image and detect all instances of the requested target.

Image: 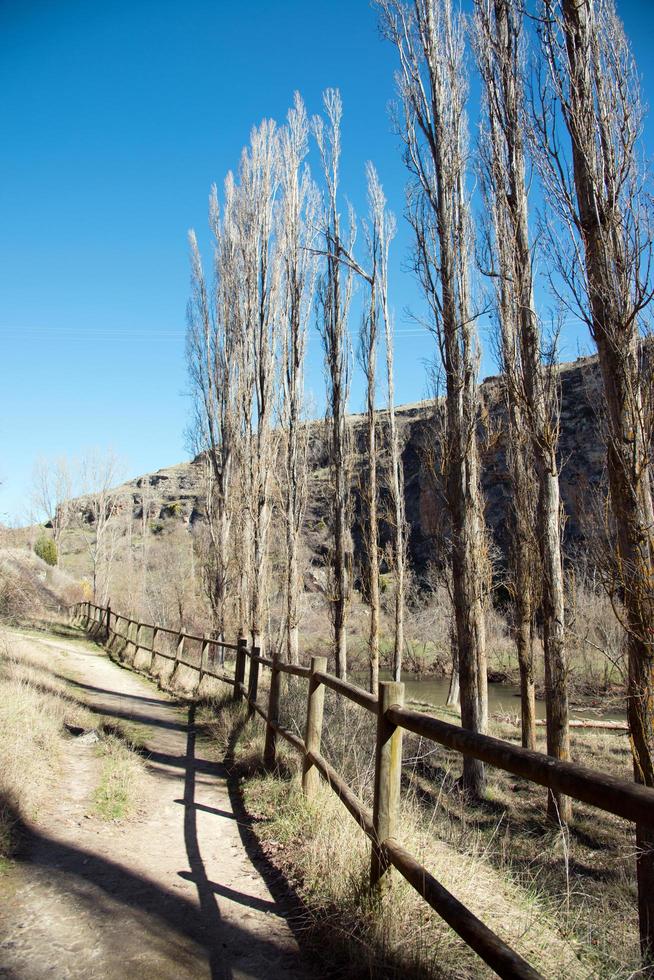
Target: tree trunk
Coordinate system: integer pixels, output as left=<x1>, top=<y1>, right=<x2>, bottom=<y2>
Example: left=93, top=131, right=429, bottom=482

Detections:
left=393, top=556, right=405, bottom=682
left=475, top=0, right=568, bottom=802
left=539, top=467, right=571, bottom=821
left=381, top=270, right=406, bottom=685
left=446, top=630, right=460, bottom=707
left=516, top=616, right=536, bottom=751
left=333, top=462, right=349, bottom=679
left=449, top=459, right=487, bottom=794
left=316, top=93, right=353, bottom=683
left=555, top=0, right=654, bottom=956
left=386, top=342, right=406, bottom=684
left=252, top=498, right=269, bottom=654
left=447, top=358, right=488, bottom=794
left=286, top=520, right=300, bottom=665
left=510, top=424, right=537, bottom=753
left=367, top=375, right=380, bottom=695
left=378, top=0, right=488, bottom=795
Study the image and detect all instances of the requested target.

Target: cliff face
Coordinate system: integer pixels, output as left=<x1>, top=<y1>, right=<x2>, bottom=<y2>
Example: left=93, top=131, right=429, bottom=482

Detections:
left=90, top=353, right=605, bottom=577
left=409, top=356, right=605, bottom=573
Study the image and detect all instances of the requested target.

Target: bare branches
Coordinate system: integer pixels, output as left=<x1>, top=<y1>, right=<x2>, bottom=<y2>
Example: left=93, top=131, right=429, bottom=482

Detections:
left=31, top=457, right=73, bottom=567
left=474, top=1, right=570, bottom=821
left=378, top=0, right=488, bottom=796
left=314, top=89, right=355, bottom=679
left=76, top=450, right=122, bottom=606
left=186, top=178, right=241, bottom=643
left=536, top=1, right=654, bottom=955
left=279, top=94, right=318, bottom=664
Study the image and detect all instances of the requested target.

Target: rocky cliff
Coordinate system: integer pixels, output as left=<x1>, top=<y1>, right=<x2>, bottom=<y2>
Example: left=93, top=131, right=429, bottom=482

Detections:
left=88, top=352, right=606, bottom=579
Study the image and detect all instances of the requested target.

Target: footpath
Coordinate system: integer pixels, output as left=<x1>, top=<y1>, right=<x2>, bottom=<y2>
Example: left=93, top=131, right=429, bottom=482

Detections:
left=0, top=629, right=313, bottom=980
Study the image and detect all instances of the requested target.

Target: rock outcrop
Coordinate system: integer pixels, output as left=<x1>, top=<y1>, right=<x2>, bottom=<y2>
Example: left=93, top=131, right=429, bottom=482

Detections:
left=76, top=353, right=606, bottom=577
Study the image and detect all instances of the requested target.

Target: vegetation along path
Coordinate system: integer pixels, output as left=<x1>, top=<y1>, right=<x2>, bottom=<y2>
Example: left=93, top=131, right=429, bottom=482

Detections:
left=0, top=626, right=313, bottom=980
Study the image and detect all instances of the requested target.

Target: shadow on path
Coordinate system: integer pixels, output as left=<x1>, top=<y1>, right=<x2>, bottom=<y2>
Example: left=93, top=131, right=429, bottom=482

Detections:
left=12, top=822, right=297, bottom=980
left=3, top=634, right=315, bottom=979
left=57, top=674, right=179, bottom=709
left=222, top=713, right=311, bottom=946
left=4, top=704, right=310, bottom=979
left=182, top=703, right=226, bottom=978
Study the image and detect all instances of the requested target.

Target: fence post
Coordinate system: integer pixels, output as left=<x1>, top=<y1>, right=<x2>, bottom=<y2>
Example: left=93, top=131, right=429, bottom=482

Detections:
left=149, top=626, right=158, bottom=672
left=105, top=604, right=111, bottom=640
left=170, top=632, right=184, bottom=685
left=370, top=680, right=405, bottom=895
left=234, top=637, right=247, bottom=702
left=200, top=640, right=209, bottom=684
left=247, top=647, right=260, bottom=716
left=302, top=656, right=328, bottom=799
left=264, top=651, right=281, bottom=769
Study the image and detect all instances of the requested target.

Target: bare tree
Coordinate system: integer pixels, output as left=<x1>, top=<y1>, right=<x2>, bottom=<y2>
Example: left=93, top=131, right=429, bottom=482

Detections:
left=372, top=175, right=408, bottom=685
left=474, top=0, right=570, bottom=824
left=31, top=457, right=73, bottom=567
left=313, top=89, right=356, bottom=680
left=186, top=171, right=240, bottom=645
left=378, top=0, right=488, bottom=794
left=138, top=482, right=157, bottom=613
left=239, top=121, right=282, bottom=652
left=358, top=168, right=383, bottom=694
left=366, top=166, right=406, bottom=686
left=348, top=164, right=400, bottom=692
left=77, top=450, right=122, bottom=605
left=537, top=0, right=654, bottom=955
left=279, top=94, right=318, bottom=664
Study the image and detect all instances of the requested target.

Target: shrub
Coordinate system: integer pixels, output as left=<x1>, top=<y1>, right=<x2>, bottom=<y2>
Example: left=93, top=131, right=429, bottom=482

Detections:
left=0, top=561, right=41, bottom=621
left=34, top=535, right=57, bottom=566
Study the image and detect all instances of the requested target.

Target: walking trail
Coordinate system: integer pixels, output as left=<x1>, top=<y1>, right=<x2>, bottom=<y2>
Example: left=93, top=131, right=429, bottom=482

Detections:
left=0, top=628, right=314, bottom=980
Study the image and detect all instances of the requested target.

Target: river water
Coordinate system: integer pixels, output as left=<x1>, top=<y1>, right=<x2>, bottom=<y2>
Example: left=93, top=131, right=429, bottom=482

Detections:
left=356, top=672, right=627, bottom=724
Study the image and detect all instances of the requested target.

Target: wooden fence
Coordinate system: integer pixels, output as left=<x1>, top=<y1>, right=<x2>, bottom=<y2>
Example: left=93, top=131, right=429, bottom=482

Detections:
left=70, top=600, right=654, bottom=980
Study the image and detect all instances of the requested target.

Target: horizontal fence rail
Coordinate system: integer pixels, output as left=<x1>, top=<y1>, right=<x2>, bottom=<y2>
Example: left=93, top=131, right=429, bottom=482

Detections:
left=388, top=706, right=654, bottom=827
left=69, top=600, right=654, bottom=980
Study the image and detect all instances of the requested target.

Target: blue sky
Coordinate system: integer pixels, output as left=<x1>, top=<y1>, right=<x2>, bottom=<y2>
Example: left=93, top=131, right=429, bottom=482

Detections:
left=1, top=0, right=653, bottom=524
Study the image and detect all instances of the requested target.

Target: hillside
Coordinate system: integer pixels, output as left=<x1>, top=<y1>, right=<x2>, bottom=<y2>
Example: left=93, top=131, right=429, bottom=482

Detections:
left=72, top=352, right=604, bottom=579
left=0, top=547, right=81, bottom=621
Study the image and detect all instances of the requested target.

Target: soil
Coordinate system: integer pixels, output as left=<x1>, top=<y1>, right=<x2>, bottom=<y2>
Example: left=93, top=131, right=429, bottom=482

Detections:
left=0, top=630, right=316, bottom=980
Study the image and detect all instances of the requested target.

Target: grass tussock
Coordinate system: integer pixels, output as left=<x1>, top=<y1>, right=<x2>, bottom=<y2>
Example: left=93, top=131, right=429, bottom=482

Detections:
left=93, top=734, right=144, bottom=821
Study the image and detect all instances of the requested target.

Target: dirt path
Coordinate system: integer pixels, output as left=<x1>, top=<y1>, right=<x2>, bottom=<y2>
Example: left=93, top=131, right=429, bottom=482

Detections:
left=0, top=629, right=314, bottom=980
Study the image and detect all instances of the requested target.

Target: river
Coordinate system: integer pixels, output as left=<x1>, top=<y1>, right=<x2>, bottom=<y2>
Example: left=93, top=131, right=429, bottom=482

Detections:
left=355, top=672, right=627, bottom=724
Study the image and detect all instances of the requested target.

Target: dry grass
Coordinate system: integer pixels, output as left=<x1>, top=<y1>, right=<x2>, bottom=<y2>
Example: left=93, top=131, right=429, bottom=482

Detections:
left=0, top=631, right=144, bottom=856
left=202, top=695, right=613, bottom=979
left=0, top=633, right=96, bottom=855
left=84, top=613, right=640, bottom=977
left=0, top=548, right=83, bottom=624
